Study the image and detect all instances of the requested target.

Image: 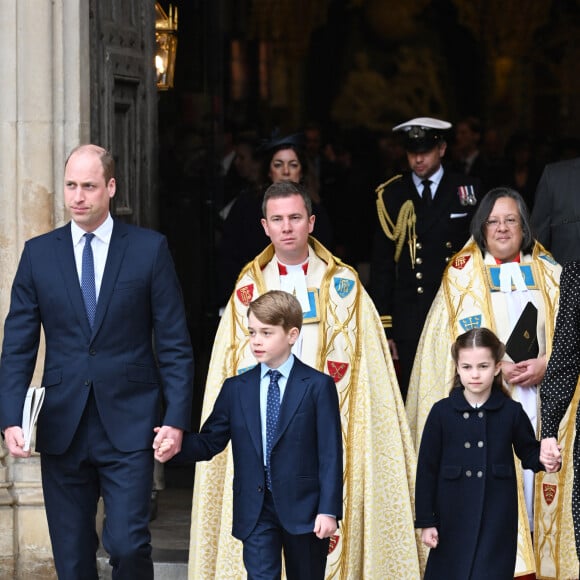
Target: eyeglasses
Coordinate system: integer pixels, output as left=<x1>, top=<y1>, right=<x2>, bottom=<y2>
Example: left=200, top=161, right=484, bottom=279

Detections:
left=485, top=217, right=520, bottom=229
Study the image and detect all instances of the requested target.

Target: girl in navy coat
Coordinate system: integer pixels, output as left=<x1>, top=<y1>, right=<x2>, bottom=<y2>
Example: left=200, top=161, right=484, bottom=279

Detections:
left=415, top=327, right=554, bottom=579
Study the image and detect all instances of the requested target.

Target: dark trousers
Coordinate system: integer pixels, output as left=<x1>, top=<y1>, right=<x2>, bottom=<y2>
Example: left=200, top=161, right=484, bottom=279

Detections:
left=40, top=391, right=154, bottom=580
left=243, top=490, right=330, bottom=580
left=394, top=337, right=420, bottom=401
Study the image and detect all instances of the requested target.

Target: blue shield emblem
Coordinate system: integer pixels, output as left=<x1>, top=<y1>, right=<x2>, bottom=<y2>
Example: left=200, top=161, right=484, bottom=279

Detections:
left=459, top=315, right=482, bottom=331
left=334, top=277, right=354, bottom=298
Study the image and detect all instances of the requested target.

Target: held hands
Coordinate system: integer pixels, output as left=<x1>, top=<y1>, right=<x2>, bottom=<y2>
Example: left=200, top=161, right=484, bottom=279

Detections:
left=152, top=426, right=182, bottom=463
left=313, top=514, right=337, bottom=539
left=2, top=426, right=31, bottom=458
left=540, top=437, right=562, bottom=473
left=502, top=356, right=546, bottom=387
left=421, top=527, right=439, bottom=549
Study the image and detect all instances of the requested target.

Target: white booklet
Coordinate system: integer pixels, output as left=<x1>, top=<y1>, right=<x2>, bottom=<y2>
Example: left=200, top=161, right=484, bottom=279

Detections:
left=22, top=386, right=45, bottom=452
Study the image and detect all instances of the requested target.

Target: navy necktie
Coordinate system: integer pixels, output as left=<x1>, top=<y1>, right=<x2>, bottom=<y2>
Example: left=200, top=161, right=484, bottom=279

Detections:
left=422, top=179, right=432, bottom=206
left=81, top=233, right=97, bottom=328
left=265, top=369, right=282, bottom=490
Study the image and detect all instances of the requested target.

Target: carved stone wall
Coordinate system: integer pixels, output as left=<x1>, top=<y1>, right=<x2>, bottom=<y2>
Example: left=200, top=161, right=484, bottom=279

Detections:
left=0, top=1, right=90, bottom=577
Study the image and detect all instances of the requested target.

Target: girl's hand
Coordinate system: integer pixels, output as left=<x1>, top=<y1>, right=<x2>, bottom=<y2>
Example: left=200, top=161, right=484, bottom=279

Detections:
left=421, top=527, right=439, bottom=549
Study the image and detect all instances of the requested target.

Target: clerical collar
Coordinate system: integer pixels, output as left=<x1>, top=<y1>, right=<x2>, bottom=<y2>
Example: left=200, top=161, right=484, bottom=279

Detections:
left=494, top=254, right=521, bottom=265
left=277, top=261, right=309, bottom=275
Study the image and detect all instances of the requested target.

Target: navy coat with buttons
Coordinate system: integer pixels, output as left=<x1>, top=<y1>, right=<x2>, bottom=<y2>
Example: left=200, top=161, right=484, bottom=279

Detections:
left=415, top=387, right=544, bottom=580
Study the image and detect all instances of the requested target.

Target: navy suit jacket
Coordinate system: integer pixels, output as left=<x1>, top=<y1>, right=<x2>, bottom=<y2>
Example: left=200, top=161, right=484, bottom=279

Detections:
left=531, top=157, right=580, bottom=264
left=0, top=220, right=194, bottom=454
left=179, top=358, right=343, bottom=540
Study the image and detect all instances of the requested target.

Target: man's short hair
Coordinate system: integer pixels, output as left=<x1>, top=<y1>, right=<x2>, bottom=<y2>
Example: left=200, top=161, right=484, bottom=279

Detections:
left=247, top=290, right=303, bottom=332
left=66, top=144, right=115, bottom=183
left=262, top=180, right=312, bottom=217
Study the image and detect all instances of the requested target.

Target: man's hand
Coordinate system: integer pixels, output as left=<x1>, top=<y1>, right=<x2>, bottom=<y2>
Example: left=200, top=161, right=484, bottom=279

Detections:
left=313, top=514, right=337, bottom=539
left=3, top=426, right=31, bottom=458
left=388, top=338, right=399, bottom=361
left=152, top=426, right=183, bottom=462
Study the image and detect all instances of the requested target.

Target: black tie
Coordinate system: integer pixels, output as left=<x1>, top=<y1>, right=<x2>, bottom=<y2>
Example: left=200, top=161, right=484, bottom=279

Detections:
left=422, top=180, right=432, bottom=206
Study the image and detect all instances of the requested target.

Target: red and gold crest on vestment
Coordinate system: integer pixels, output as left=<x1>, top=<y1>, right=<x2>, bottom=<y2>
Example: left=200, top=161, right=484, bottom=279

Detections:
left=236, top=284, right=254, bottom=306
left=451, top=255, right=471, bottom=270
left=327, top=361, right=349, bottom=383
left=328, top=534, right=340, bottom=554
left=543, top=482, right=557, bottom=505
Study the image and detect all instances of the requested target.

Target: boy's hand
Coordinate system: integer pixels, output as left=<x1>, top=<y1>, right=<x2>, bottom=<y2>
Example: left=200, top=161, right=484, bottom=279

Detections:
left=313, top=514, right=337, bottom=539
left=421, top=527, right=439, bottom=549
left=152, top=426, right=182, bottom=463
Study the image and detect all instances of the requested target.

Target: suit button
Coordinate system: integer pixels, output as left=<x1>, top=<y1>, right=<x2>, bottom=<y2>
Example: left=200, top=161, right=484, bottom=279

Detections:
left=416, top=242, right=423, bottom=250
left=257, top=485, right=263, bottom=493
left=478, top=441, right=484, bottom=448
left=415, top=257, right=423, bottom=265
left=478, top=411, right=484, bottom=418
left=415, top=272, right=423, bottom=280
left=464, top=441, right=471, bottom=448
left=445, top=241, right=452, bottom=249
left=89, top=349, right=96, bottom=356
left=463, top=412, right=469, bottom=419
left=417, top=287, right=424, bottom=294
left=466, top=470, right=472, bottom=477
left=445, top=256, right=451, bottom=263
left=477, top=471, right=483, bottom=478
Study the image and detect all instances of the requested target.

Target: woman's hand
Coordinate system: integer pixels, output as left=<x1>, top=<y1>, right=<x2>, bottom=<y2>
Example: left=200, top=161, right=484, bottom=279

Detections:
left=502, top=355, right=546, bottom=387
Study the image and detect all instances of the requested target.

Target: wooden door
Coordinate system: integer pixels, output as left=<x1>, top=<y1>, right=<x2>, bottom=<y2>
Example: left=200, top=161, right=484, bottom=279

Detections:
left=89, top=0, right=158, bottom=228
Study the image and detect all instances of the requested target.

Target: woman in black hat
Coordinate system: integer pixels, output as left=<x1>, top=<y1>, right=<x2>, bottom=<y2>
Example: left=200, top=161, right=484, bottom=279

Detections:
left=216, top=132, right=333, bottom=307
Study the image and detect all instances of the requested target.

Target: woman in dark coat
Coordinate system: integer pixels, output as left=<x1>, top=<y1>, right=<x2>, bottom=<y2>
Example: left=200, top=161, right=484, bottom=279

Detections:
left=415, top=328, right=548, bottom=580
left=540, top=260, right=580, bottom=573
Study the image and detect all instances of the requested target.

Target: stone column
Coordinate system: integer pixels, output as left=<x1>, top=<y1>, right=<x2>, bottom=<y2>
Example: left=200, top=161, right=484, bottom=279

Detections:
left=0, top=1, right=90, bottom=577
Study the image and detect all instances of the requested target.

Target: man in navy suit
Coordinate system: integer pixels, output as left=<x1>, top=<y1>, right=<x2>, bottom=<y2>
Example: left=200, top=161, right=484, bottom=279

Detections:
left=0, top=144, right=194, bottom=579
left=156, top=290, right=342, bottom=580
left=531, top=156, right=580, bottom=264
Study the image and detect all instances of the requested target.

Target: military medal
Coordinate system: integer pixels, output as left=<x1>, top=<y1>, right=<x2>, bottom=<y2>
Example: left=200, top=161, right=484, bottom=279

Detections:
left=458, top=185, right=477, bottom=206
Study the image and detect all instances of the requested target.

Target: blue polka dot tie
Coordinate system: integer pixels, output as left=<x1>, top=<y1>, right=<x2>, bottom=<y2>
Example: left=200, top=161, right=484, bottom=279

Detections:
left=81, top=233, right=97, bottom=328
left=266, top=369, right=282, bottom=490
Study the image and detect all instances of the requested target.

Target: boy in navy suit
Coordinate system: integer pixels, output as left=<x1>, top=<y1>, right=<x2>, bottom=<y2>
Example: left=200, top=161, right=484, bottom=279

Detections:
left=155, top=290, right=342, bottom=580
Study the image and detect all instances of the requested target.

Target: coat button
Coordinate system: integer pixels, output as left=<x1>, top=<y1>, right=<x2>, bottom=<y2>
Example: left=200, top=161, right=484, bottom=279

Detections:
left=445, top=241, right=452, bottom=249
left=463, top=412, right=469, bottom=419
left=477, top=471, right=483, bottom=478
left=445, top=256, right=451, bottom=263
left=416, top=242, right=423, bottom=250
left=416, top=272, right=423, bottom=280
left=466, top=470, right=472, bottom=477
left=478, top=411, right=484, bottom=418
left=464, top=441, right=471, bottom=448
left=478, top=441, right=484, bottom=448
left=416, top=257, right=423, bottom=265
left=257, top=485, right=263, bottom=492
left=417, top=287, right=424, bottom=294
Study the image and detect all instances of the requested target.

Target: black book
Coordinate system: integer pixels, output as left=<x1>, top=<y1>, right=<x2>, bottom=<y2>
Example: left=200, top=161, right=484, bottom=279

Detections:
left=505, top=301, right=539, bottom=363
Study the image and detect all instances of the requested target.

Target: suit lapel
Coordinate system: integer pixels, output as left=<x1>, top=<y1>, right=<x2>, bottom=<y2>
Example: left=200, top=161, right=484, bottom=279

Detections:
left=91, top=221, right=130, bottom=337
left=274, top=359, right=309, bottom=446
left=239, top=366, right=263, bottom=460
left=54, top=224, right=92, bottom=338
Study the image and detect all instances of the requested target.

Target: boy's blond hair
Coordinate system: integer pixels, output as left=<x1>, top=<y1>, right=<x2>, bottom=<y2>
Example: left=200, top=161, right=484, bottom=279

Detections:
left=247, top=290, right=303, bottom=332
